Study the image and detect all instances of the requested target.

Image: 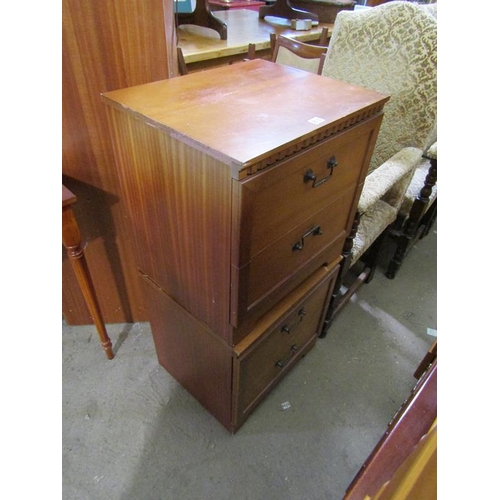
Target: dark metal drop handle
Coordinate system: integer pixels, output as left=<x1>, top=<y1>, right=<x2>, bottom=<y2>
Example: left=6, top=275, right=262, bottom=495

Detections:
left=293, top=225, right=323, bottom=251
left=275, top=344, right=299, bottom=369
left=281, top=308, right=306, bottom=334
left=304, top=156, right=338, bottom=188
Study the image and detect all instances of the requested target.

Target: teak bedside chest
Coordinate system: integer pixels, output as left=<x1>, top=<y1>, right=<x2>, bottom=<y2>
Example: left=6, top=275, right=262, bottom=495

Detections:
left=102, top=59, right=388, bottom=432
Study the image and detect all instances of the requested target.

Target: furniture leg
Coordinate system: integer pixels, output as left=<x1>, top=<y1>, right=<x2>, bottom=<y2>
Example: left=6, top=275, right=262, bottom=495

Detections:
left=62, top=189, right=114, bottom=360
left=419, top=199, right=437, bottom=239
left=319, top=211, right=360, bottom=337
left=364, top=228, right=388, bottom=284
left=386, top=157, right=437, bottom=279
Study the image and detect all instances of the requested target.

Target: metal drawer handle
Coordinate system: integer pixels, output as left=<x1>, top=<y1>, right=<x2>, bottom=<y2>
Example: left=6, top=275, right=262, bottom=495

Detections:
left=275, top=344, right=299, bottom=369
left=304, top=156, right=338, bottom=188
left=292, top=225, right=323, bottom=251
left=281, top=308, right=306, bottom=334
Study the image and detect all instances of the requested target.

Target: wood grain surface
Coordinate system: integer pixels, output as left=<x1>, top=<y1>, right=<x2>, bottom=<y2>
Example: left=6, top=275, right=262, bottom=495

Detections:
left=62, top=0, right=177, bottom=324
left=103, top=59, right=388, bottom=430
left=102, top=59, right=389, bottom=172
left=177, top=8, right=333, bottom=64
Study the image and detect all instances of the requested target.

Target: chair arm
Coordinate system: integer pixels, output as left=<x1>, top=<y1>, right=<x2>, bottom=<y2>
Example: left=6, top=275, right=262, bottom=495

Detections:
left=358, top=147, right=423, bottom=214
left=425, top=141, right=437, bottom=160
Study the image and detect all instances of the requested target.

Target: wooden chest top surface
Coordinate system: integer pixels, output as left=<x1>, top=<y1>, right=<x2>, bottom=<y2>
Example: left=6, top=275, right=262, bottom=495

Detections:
left=102, top=59, right=388, bottom=170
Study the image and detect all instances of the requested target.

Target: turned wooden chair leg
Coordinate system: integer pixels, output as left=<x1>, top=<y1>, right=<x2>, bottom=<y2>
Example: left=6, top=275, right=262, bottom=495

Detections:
left=386, top=157, right=437, bottom=280
left=364, top=229, right=388, bottom=284
left=419, top=200, right=437, bottom=239
left=320, top=211, right=360, bottom=338
left=62, top=187, right=114, bottom=360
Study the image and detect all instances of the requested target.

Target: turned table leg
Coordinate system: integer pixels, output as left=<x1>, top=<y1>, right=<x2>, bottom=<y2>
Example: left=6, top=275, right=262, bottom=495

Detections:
left=62, top=186, right=114, bottom=359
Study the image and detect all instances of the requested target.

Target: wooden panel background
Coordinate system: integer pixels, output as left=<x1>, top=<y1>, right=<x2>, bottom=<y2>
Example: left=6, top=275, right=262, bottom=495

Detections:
left=62, top=0, right=178, bottom=324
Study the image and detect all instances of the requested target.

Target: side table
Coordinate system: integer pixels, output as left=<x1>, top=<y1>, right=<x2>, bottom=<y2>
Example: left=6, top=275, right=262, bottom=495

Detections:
left=62, top=185, right=114, bottom=360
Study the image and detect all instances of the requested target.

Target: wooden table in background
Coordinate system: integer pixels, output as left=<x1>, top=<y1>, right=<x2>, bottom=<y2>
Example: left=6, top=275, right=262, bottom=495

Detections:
left=209, top=0, right=265, bottom=11
left=177, top=8, right=333, bottom=71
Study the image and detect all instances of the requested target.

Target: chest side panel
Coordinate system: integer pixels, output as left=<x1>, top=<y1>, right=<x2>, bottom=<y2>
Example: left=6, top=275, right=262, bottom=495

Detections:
left=106, top=107, right=233, bottom=341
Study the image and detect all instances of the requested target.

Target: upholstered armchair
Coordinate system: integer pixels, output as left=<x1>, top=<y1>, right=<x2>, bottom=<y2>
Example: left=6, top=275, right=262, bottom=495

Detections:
left=319, top=1, right=437, bottom=336
left=385, top=3, right=438, bottom=279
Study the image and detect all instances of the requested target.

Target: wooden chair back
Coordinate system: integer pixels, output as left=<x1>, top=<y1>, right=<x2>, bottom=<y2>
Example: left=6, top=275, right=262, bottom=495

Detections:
left=271, top=34, right=328, bottom=74
left=247, top=27, right=329, bottom=72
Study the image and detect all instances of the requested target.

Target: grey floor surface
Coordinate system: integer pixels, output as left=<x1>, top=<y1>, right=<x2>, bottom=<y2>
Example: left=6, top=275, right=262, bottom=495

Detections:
left=62, top=229, right=437, bottom=500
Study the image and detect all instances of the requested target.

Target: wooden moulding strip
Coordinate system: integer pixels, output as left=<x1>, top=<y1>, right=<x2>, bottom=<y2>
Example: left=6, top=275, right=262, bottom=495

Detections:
left=239, top=105, right=385, bottom=179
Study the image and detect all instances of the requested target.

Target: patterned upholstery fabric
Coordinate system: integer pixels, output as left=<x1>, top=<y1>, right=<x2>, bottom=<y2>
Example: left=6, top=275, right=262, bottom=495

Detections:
left=352, top=200, right=397, bottom=265
left=421, top=2, right=438, bottom=20
left=321, top=1, right=437, bottom=267
left=399, top=157, right=437, bottom=216
left=427, top=141, right=437, bottom=160
left=322, top=1, right=438, bottom=172
left=358, top=147, right=422, bottom=214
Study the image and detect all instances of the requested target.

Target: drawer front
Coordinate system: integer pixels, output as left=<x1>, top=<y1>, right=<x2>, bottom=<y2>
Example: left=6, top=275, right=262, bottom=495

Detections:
left=230, top=186, right=354, bottom=331
left=233, top=263, right=338, bottom=428
left=245, top=187, right=354, bottom=307
left=233, top=117, right=379, bottom=267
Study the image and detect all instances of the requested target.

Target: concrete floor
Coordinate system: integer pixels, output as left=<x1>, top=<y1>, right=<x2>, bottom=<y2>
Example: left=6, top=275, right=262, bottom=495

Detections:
left=62, top=228, right=436, bottom=500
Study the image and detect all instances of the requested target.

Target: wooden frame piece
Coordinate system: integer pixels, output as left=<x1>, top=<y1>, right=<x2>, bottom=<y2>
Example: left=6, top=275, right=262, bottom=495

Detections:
left=413, top=340, right=437, bottom=380
left=344, top=357, right=437, bottom=499
left=270, top=33, right=329, bottom=74
left=247, top=27, right=328, bottom=63
left=177, top=47, right=189, bottom=76
left=271, top=33, right=327, bottom=61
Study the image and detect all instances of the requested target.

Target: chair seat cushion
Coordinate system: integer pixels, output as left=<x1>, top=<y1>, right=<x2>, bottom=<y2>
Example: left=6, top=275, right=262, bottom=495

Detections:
left=351, top=199, right=398, bottom=266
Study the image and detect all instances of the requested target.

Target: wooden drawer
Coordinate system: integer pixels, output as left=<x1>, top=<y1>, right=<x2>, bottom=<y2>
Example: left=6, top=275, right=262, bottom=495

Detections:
left=232, top=262, right=339, bottom=429
left=230, top=188, right=352, bottom=333
left=244, top=187, right=354, bottom=307
left=232, top=117, right=379, bottom=267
